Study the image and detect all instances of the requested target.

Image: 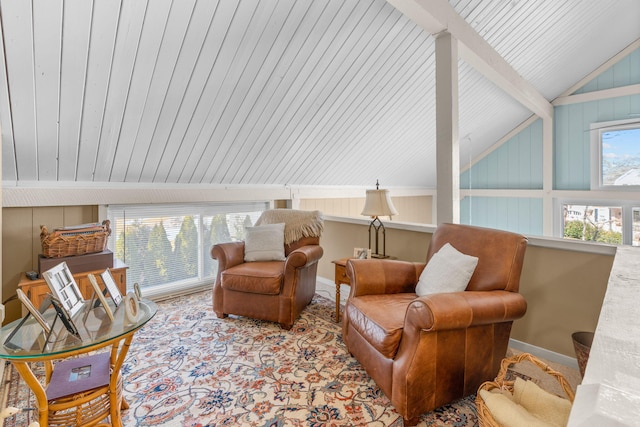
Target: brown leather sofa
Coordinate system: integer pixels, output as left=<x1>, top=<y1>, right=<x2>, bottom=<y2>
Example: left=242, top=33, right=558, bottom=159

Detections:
left=210, top=210, right=323, bottom=330
left=342, top=223, right=528, bottom=425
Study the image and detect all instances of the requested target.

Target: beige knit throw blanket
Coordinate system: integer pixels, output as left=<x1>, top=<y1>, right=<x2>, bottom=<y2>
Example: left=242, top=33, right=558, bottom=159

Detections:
left=256, top=209, right=324, bottom=245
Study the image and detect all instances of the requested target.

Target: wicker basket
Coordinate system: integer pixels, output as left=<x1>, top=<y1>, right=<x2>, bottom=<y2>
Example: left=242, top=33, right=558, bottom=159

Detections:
left=40, top=220, right=111, bottom=258
left=475, top=353, right=575, bottom=427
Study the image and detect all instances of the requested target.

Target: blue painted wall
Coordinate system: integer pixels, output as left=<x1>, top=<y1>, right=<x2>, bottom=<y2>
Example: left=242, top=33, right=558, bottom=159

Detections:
left=555, top=95, right=640, bottom=190
left=460, top=119, right=543, bottom=190
left=460, top=196, right=543, bottom=235
left=574, top=48, right=640, bottom=93
left=461, top=47, right=640, bottom=235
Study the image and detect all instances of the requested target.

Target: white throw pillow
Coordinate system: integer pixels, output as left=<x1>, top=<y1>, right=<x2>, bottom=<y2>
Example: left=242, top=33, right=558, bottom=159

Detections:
left=244, top=223, right=286, bottom=262
left=415, top=243, right=479, bottom=296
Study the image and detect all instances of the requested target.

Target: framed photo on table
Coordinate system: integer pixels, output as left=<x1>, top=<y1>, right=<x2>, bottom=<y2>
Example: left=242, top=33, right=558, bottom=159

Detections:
left=88, top=274, right=114, bottom=321
left=100, top=269, right=123, bottom=307
left=353, top=247, right=371, bottom=259
left=16, top=289, right=51, bottom=334
left=42, top=262, right=84, bottom=319
left=4, top=289, right=54, bottom=350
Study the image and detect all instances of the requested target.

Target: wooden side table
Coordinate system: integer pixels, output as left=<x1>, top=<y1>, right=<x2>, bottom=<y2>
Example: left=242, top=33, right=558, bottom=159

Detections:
left=332, top=258, right=352, bottom=322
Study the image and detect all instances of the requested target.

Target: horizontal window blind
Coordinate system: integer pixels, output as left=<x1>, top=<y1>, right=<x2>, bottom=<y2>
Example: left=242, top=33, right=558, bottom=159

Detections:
left=107, top=202, right=269, bottom=298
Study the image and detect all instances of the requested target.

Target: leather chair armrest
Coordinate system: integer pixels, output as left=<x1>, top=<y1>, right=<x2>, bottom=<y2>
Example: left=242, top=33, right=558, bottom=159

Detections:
left=281, top=245, right=324, bottom=300
left=211, top=241, right=246, bottom=271
left=404, top=290, right=527, bottom=332
left=285, top=245, right=324, bottom=270
left=347, top=259, right=425, bottom=297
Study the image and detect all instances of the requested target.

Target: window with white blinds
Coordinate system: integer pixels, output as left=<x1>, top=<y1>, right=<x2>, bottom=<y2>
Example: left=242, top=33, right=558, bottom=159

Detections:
left=106, top=202, right=269, bottom=298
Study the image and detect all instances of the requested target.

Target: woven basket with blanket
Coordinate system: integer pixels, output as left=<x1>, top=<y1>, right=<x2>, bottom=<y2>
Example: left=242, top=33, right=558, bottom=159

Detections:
left=40, top=220, right=111, bottom=258
left=476, top=352, right=575, bottom=427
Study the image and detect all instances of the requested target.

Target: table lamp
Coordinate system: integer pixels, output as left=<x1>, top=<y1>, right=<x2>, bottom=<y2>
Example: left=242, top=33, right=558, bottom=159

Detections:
left=361, top=180, right=398, bottom=258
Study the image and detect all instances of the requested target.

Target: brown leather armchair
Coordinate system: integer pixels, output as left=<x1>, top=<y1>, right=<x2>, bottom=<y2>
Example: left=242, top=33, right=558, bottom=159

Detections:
left=342, top=223, right=528, bottom=425
left=210, top=210, right=323, bottom=330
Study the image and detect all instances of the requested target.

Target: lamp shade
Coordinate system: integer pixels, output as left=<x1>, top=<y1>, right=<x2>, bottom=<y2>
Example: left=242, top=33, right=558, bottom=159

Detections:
left=361, top=189, right=398, bottom=217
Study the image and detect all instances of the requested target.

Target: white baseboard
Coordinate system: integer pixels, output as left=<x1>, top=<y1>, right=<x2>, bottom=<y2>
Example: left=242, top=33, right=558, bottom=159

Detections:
left=509, top=338, right=579, bottom=369
left=146, top=283, right=211, bottom=302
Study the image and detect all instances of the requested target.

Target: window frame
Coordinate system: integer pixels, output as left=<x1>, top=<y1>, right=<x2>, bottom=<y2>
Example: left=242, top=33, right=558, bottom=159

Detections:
left=555, top=198, right=639, bottom=246
left=590, top=118, right=640, bottom=191
left=106, top=201, right=270, bottom=299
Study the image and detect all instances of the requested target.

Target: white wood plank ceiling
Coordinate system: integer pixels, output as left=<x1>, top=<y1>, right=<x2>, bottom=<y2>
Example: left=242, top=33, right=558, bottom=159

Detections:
left=0, top=0, right=638, bottom=189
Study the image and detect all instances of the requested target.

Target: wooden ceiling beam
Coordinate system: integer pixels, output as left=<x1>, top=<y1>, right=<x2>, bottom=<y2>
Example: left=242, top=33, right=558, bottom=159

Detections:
left=387, top=0, right=553, bottom=120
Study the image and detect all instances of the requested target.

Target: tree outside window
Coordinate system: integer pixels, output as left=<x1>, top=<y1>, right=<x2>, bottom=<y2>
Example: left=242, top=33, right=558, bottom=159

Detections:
left=112, top=208, right=264, bottom=292
left=563, top=205, right=622, bottom=244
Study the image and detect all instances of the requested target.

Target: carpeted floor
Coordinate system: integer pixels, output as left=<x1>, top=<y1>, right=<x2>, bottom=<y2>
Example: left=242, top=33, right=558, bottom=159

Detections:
left=2, top=289, right=579, bottom=426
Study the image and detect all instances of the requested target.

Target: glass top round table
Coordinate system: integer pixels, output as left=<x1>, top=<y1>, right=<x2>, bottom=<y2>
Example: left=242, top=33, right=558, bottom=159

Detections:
left=0, top=298, right=157, bottom=359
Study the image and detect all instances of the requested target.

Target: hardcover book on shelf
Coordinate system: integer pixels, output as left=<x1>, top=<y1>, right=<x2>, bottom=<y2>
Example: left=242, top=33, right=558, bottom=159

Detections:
left=46, top=352, right=111, bottom=401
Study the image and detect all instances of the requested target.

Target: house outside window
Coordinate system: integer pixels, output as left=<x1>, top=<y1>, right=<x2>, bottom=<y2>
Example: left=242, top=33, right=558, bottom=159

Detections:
left=562, top=204, right=622, bottom=245
left=591, top=120, right=640, bottom=190
left=561, top=202, right=640, bottom=246
left=560, top=119, right=640, bottom=246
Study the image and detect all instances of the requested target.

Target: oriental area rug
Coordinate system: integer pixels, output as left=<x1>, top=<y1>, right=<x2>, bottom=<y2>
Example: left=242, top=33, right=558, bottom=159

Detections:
left=3, top=290, right=478, bottom=426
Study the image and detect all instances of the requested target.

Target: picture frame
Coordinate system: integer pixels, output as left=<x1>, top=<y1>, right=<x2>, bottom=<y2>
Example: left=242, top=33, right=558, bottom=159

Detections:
left=353, top=247, right=371, bottom=259
left=133, top=282, right=142, bottom=301
left=16, top=289, right=51, bottom=334
left=99, top=269, right=123, bottom=307
left=124, top=292, right=140, bottom=324
left=49, top=296, right=79, bottom=336
left=42, top=262, right=84, bottom=319
left=88, top=274, right=114, bottom=321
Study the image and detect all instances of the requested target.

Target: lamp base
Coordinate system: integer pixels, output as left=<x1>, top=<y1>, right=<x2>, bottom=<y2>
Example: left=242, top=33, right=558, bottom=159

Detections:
left=371, top=253, right=390, bottom=259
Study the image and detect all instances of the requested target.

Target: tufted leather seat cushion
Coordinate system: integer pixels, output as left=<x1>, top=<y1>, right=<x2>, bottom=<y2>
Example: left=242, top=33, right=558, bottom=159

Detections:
left=347, top=293, right=417, bottom=359
left=221, top=261, right=284, bottom=295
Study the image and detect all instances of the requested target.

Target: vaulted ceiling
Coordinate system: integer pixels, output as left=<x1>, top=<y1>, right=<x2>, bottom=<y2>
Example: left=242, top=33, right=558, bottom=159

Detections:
left=1, top=0, right=638, bottom=189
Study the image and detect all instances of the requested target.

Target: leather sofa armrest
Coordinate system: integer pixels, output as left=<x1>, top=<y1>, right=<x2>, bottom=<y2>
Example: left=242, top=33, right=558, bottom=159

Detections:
left=404, top=290, right=527, bottom=332
left=347, top=259, right=425, bottom=297
left=285, top=245, right=324, bottom=270
left=211, top=241, right=246, bottom=271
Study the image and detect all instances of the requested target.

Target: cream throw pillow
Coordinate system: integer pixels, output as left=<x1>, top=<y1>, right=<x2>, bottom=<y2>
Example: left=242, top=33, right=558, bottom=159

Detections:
left=244, top=223, right=286, bottom=262
left=415, top=243, right=479, bottom=296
